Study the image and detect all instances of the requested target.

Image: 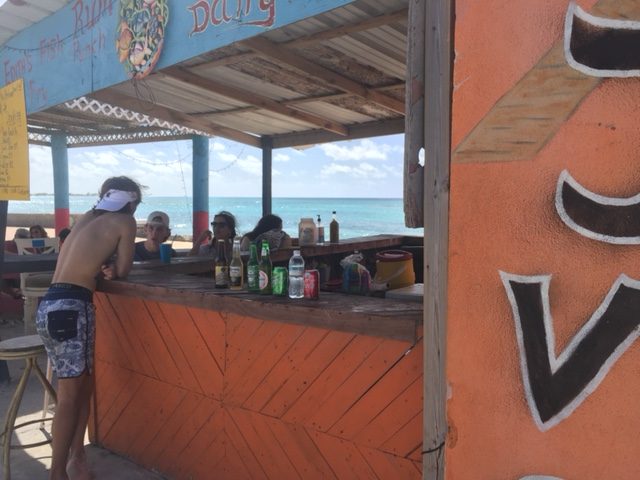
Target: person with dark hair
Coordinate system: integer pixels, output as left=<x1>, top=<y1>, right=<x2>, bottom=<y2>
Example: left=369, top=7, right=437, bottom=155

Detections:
left=29, top=224, right=48, bottom=239
left=240, top=214, right=291, bottom=252
left=58, top=227, right=71, bottom=247
left=188, top=210, right=237, bottom=259
left=35, top=175, right=142, bottom=480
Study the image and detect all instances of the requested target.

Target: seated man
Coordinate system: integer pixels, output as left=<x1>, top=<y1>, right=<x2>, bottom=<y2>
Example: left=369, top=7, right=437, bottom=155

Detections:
left=134, top=211, right=176, bottom=261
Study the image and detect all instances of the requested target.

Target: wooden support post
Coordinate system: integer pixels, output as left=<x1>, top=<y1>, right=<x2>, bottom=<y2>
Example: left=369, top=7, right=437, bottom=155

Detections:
left=262, top=136, right=273, bottom=217
left=192, top=135, right=210, bottom=241
left=0, top=200, right=6, bottom=279
left=52, top=132, right=70, bottom=234
left=404, top=0, right=425, bottom=228
left=0, top=200, right=11, bottom=383
left=423, top=0, right=453, bottom=479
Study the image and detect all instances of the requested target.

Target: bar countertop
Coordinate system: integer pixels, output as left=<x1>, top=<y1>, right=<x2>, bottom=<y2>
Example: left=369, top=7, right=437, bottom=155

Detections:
left=3, top=234, right=423, bottom=341
left=97, top=269, right=422, bottom=342
left=1, top=234, right=420, bottom=274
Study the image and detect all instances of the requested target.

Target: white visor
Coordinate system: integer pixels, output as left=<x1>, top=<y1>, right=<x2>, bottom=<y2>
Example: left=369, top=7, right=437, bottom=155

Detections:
left=95, top=189, right=138, bottom=211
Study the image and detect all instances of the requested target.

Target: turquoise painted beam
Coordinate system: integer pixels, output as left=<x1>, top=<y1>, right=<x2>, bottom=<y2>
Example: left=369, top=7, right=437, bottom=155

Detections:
left=51, top=132, right=69, bottom=233
left=192, top=134, right=209, bottom=241
left=0, top=0, right=356, bottom=115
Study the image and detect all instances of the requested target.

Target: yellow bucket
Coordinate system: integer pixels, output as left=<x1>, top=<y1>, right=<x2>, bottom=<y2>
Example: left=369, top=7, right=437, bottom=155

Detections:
left=374, top=250, right=415, bottom=290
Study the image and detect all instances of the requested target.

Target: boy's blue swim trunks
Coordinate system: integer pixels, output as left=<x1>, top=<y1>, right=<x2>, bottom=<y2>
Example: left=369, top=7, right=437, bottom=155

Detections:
left=36, top=283, right=95, bottom=379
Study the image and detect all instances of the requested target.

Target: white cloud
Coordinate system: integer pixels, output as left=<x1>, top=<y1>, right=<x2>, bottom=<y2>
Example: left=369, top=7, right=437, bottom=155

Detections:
left=211, top=142, right=226, bottom=152
left=274, top=153, right=290, bottom=162
left=320, top=163, right=352, bottom=176
left=320, top=162, right=385, bottom=179
left=87, top=151, right=121, bottom=166
left=212, top=153, right=262, bottom=177
left=236, top=154, right=262, bottom=176
left=382, top=164, right=402, bottom=177
left=218, top=152, right=239, bottom=163
left=319, top=138, right=391, bottom=162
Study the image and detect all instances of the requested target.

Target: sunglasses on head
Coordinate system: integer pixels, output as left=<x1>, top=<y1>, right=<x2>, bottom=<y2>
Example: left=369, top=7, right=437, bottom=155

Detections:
left=211, top=222, right=228, bottom=227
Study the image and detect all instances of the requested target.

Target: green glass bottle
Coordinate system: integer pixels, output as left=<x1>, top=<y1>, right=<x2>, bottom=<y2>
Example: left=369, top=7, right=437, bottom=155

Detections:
left=247, top=243, right=260, bottom=292
left=258, top=240, right=272, bottom=295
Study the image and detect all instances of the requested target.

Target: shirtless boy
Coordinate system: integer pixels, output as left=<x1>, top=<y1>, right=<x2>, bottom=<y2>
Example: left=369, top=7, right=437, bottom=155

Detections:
left=36, top=176, right=142, bottom=480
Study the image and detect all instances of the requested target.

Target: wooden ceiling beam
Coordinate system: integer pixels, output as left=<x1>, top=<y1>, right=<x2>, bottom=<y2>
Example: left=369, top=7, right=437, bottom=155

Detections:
left=188, top=8, right=407, bottom=71
left=189, top=82, right=405, bottom=118
left=42, top=105, right=136, bottom=129
left=241, top=36, right=405, bottom=114
left=272, top=117, right=404, bottom=149
left=162, top=66, right=349, bottom=136
left=289, top=8, right=408, bottom=47
left=89, top=89, right=261, bottom=147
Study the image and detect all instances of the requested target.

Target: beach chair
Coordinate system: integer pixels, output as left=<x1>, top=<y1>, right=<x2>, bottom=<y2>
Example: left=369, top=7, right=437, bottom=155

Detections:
left=14, top=237, right=59, bottom=426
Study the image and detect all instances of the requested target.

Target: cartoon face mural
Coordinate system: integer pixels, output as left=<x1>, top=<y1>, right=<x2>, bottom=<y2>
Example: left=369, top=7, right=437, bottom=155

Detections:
left=116, top=0, right=168, bottom=79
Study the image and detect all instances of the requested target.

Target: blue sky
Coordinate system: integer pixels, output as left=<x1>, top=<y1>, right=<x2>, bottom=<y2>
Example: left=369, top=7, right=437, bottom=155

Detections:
left=28, top=133, right=405, bottom=198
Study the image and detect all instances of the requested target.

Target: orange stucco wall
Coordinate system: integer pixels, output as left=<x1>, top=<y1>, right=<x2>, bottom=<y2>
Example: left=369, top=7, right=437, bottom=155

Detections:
left=447, top=1, right=640, bottom=479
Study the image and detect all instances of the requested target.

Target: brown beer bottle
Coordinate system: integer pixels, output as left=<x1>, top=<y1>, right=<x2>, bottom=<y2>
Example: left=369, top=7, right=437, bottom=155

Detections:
left=329, top=210, right=340, bottom=243
left=214, top=239, right=229, bottom=288
left=229, top=238, right=243, bottom=290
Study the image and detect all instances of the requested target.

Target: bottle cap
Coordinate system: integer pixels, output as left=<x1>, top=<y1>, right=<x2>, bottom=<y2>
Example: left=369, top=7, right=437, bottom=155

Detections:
left=294, top=250, right=300, bottom=255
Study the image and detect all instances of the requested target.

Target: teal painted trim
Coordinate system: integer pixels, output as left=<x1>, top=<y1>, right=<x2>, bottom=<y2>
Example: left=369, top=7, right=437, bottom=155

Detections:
left=192, top=135, right=209, bottom=213
left=0, top=0, right=356, bottom=114
left=51, top=132, right=69, bottom=210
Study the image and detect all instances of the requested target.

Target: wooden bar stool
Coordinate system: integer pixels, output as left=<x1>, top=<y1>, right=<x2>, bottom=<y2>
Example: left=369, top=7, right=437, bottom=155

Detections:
left=0, top=335, right=57, bottom=480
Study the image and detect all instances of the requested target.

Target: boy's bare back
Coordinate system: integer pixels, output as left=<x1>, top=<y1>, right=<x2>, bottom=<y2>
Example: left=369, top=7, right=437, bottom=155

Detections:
left=52, top=210, right=137, bottom=291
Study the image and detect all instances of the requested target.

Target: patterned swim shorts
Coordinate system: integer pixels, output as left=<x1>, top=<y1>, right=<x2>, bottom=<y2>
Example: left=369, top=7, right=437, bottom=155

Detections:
left=36, top=283, right=95, bottom=379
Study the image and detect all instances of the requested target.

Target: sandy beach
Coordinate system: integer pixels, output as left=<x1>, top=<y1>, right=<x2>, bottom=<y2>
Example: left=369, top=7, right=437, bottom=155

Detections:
left=4, top=225, right=194, bottom=250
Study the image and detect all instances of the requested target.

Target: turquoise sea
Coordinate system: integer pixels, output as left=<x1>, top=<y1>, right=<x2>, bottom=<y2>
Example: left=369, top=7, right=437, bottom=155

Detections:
left=8, top=196, right=424, bottom=239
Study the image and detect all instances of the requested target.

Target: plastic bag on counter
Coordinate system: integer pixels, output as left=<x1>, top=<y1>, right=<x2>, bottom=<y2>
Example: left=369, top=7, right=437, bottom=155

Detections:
left=340, top=251, right=370, bottom=295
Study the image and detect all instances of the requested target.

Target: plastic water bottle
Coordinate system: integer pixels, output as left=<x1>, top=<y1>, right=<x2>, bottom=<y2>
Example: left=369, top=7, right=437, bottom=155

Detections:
left=288, top=250, right=305, bottom=299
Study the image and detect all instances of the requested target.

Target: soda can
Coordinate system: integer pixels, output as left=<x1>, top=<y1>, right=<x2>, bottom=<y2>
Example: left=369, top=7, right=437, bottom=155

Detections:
left=304, top=269, right=320, bottom=299
left=272, top=267, right=288, bottom=296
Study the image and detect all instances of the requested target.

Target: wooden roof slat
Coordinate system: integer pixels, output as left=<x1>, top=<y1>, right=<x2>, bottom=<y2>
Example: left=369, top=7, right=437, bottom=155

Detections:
left=198, top=110, right=315, bottom=136
left=284, top=7, right=408, bottom=48
left=89, top=90, right=261, bottom=147
left=113, top=78, right=245, bottom=113
left=242, top=36, right=405, bottom=115
left=162, top=67, right=349, bottom=136
left=187, top=8, right=407, bottom=72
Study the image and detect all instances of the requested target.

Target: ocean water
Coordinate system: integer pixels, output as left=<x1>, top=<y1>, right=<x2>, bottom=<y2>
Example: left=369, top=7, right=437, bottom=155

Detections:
left=7, top=196, right=424, bottom=239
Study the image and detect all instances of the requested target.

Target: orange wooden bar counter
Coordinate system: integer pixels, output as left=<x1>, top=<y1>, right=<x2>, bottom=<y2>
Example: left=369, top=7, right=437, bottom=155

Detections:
left=89, top=267, right=423, bottom=479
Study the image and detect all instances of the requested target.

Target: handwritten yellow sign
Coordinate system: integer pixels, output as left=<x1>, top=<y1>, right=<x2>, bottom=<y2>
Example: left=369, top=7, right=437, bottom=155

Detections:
left=0, top=79, right=29, bottom=200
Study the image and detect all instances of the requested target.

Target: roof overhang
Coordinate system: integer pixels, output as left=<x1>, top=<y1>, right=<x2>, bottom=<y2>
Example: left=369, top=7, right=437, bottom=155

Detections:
left=1, top=0, right=408, bottom=148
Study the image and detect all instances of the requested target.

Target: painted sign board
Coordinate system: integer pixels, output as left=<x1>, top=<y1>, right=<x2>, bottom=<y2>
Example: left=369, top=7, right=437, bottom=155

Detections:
left=0, top=0, right=356, bottom=115
left=0, top=79, right=28, bottom=200
left=447, top=0, right=640, bottom=478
